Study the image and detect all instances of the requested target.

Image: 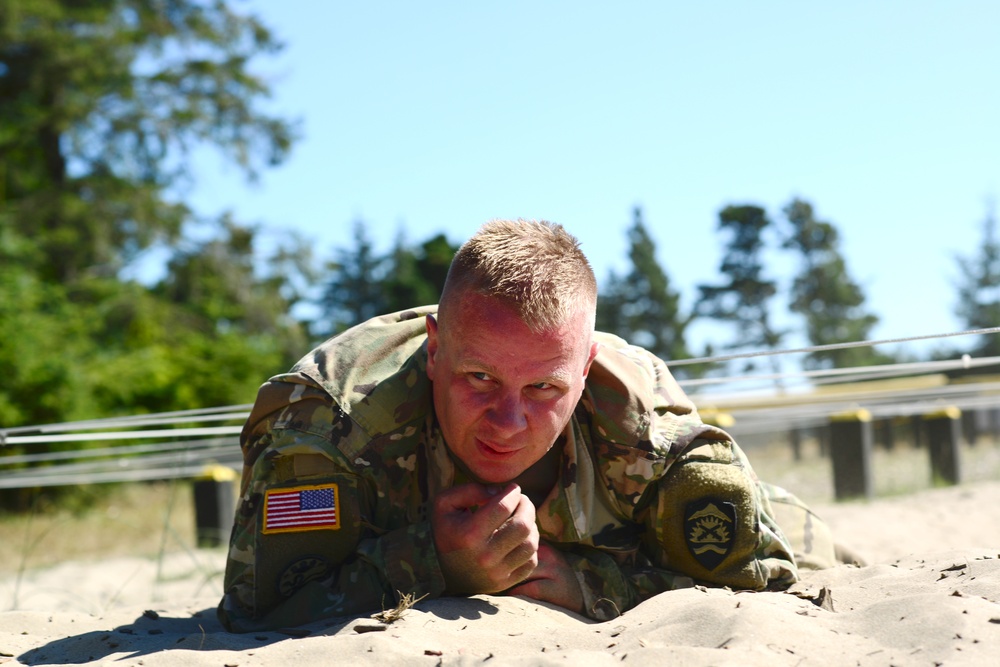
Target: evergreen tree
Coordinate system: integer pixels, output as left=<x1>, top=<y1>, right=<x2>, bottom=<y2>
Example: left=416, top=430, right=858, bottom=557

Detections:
left=695, top=204, right=784, bottom=373
left=0, top=0, right=295, bottom=284
left=782, top=198, right=886, bottom=370
left=0, top=1, right=302, bottom=509
left=0, top=247, right=98, bottom=426
left=156, top=215, right=309, bottom=358
left=595, top=268, right=626, bottom=340
left=319, top=221, right=388, bottom=335
left=954, top=205, right=1000, bottom=359
left=0, top=0, right=297, bottom=426
left=381, top=232, right=457, bottom=313
left=597, top=207, right=691, bottom=365
left=319, top=227, right=458, bottom=334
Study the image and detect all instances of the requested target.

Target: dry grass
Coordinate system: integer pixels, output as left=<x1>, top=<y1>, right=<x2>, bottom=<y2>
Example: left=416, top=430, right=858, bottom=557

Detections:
left=0, top=481, right=198, bottom=574
left=372, top=591, right=428, bottom=624
left=747, top=434, right=1000, bottom=505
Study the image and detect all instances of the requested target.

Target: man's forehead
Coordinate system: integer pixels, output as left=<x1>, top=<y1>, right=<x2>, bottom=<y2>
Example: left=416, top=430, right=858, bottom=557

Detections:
left=440, top=304, right=591, bottom=380
left=444, top=291, right=592, bottom=337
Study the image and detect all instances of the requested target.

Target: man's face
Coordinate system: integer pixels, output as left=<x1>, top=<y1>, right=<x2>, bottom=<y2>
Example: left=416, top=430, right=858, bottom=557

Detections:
left=425, top=292, right=599, bottom=484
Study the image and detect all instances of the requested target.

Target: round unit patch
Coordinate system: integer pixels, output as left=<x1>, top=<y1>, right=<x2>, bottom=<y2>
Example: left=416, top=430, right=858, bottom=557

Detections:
left=278, top=556, right=331, bottom=598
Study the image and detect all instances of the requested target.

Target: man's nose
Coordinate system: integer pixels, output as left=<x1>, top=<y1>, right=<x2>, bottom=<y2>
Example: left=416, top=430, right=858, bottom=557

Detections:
left=486, top=391, right=528, bottom=436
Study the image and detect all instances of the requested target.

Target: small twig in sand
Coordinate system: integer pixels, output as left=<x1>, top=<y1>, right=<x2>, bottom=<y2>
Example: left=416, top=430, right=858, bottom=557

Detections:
left=372, top=591, right=427, bottom=624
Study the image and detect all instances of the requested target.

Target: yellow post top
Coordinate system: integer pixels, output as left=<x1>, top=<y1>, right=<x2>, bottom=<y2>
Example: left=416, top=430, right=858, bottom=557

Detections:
left=700, top=410, right=735, bottom=428
left=830, top=408, right=872, bottom=423
left=924, top=406, right=961, bottom=420
left=198, top=463, right=238, bottom=482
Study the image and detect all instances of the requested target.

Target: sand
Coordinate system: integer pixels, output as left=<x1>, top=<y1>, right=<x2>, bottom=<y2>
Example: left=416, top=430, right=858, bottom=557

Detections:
left=3, top=481, right=1000, bottom=666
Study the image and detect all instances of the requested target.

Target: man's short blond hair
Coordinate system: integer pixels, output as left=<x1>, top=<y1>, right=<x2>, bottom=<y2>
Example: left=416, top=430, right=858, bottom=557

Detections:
left=439, top=219, right=597, bottom=332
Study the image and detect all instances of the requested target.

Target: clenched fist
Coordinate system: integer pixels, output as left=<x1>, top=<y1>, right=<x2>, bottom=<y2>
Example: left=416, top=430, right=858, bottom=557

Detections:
left=431, top=483, right=539, bottom=595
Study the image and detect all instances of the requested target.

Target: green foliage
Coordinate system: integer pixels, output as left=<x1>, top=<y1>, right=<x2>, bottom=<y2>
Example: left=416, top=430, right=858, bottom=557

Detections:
left=0, top=0, right=300, bottom=427
left=0, top=0, right=295, bottom=283
left=597, top=207, right=692, bottom=368
left=320, top=221, right=390, bottom=334
left=696, top=204, right=785, bottom=372
left=954, top=206, right=1000, bottom=359
left=782, top=198, right=888, bottom=370
left=0, top=1, right=303, bottom=510
left=155, top=215, right=309, bottom=359
left=319, top=223, right=457, bottom=335
left=0, top=255, right=100, bottom=427
left=381, top=232, right=457, bottom=313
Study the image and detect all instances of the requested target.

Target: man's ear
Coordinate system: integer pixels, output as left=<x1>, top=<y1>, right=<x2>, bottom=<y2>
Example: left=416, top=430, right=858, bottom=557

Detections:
left=582, top=341, right=601, bottom=380
left=425, top=314, right=439, bottom=380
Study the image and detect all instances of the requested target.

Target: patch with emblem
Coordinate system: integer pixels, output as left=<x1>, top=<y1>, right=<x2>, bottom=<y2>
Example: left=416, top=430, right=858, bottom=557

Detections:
left=278, top=556, right=331, bottom=598
left=263, top=483, right=340, bottom=534
left=684, top=498, right=737, bottom=571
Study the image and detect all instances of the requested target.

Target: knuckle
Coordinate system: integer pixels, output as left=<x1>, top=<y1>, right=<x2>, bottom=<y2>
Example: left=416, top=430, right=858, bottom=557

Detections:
left=495, top=494, right=520, bottom=519
left=475, top=554, right=494, bottom=571
left=432, top=493, right=452, bottom=514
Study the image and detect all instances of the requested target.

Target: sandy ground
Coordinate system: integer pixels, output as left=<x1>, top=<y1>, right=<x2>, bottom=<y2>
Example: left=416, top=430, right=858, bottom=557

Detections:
left=3, top=481, right=1000, bottom=666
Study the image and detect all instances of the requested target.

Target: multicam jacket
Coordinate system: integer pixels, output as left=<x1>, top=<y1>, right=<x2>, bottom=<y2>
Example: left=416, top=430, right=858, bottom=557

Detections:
left=218, top=306, right=803, bottom=632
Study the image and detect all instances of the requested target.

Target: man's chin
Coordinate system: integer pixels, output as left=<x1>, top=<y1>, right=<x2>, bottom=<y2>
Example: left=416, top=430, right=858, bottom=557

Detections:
left=464, top=455, right=533, bottom=485
left=448, top=451, right=519, bottom=486
left=467, top=465, right=519, bottom=486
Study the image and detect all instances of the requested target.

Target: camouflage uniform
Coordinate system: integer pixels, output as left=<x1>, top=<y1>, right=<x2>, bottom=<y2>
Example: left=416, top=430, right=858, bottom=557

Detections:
left=218, top=307, right=836, bottom=632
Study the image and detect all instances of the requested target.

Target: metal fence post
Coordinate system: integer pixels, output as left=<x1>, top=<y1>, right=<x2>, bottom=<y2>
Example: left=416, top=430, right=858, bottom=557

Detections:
left=829, top=409, right=874, bottom=501
left=909, top=415, right=924, bottom=449
left=961, top=410, right=979, bottom=446
left=789, top=427, right=803, bottom=461
left=193, top=464, right=238, bottom=548
left=924, top=407, right=962, bottom=486
left=875, top=417, right=895, bottom=450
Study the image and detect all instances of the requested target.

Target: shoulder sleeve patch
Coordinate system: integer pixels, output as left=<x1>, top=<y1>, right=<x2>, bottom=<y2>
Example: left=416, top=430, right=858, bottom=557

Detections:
left=644, top=454, right=769, bottom=590
left=684, top=498, right=737, bottom=571
left=263, top=483, right=341, bottom=534
left=252, top=474, right=363, bottom=615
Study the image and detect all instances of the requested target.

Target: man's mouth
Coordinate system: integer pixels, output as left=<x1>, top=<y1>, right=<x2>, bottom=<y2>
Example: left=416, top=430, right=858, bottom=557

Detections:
left=476, top=438, right=519, bottom=460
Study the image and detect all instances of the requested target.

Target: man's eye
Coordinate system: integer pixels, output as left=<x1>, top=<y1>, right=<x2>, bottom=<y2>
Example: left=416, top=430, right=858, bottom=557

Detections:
left=470, top=372, right=492, bottom=383
left=531, top=382, right=553, bottom=391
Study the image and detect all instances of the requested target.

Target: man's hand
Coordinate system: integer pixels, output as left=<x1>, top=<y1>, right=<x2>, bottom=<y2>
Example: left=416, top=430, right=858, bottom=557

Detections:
left=432, top=483, right=539, bottom=595
left=507, top=542, right=584, bottom=614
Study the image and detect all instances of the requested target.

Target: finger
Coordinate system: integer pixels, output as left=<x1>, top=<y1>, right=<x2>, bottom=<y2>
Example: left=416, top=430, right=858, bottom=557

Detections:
left=507, top=556, right=540, bottom=590
left=434, top=483, right=523, bottom=553
left=458, top=483, right=523, bottom=538
left=507, top=546, right=583, bottom=612
left=433, top=482, right=498, bottom=514
left=489, top=496, right=539, bottom=568
left=507, top=577, right=545, bottom=600
left=514, top=543, right=559, bottom=583
left=485, top=482, right=524, bottom=521
left=432, top=484, right=508, bottom=553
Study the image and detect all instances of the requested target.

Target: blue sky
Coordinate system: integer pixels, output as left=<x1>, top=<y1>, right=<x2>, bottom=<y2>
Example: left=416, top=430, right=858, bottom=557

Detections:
left=186, top=1, right=999, bottom=359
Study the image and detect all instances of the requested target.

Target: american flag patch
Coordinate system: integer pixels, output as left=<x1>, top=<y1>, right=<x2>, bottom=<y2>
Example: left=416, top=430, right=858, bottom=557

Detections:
left=263, top=484, right=340, bottom=534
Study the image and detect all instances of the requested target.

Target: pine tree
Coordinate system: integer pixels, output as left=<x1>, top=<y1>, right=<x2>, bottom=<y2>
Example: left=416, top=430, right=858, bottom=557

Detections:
left=781, top=198, right=886, bottom=370
left=0, top=0, right=295, bottom=283
left=0, top=0, right=300, bottom=424
left=954, top=205, right=1000, bottom=359
left=319, top=221, right=388, bottom=335
left=696, top=204, right=784, bottom=374
left=597, top=207, right=691, bottom=366
left=381, top=232, right=457, bottom=313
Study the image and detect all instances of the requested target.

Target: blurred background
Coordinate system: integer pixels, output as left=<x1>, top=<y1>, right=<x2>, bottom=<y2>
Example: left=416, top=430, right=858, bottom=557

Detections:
left=2, top=1, right=999, bottom=586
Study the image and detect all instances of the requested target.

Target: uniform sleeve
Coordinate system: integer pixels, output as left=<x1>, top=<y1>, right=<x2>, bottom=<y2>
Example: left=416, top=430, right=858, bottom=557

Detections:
left=561, top=439, right=799, bottom=621
left=217, top=382, right=447, bottom=632
left=557, top=545, right=697, bottom=621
